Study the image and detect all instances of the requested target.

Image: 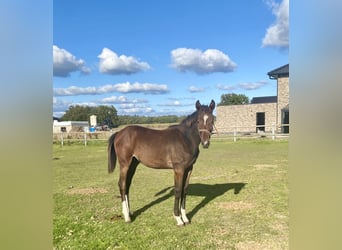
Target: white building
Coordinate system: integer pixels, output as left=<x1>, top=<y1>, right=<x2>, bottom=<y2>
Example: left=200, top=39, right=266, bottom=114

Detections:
left=53, top=120, right=89, bottom=133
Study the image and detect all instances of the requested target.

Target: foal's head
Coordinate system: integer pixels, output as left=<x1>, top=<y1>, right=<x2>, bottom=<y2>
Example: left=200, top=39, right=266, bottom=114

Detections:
left=195, top=100, right=215, bottom=148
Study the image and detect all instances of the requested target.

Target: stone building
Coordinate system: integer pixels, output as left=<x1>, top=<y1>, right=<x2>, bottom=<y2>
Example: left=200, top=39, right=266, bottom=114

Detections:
left=215, top=64, right=289, bottom=134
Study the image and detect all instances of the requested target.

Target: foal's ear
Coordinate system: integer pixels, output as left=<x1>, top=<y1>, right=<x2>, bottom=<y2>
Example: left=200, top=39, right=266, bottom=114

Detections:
left=209, top=99, right=215, bottom=111
left=196, top=100, right=201, bottom=110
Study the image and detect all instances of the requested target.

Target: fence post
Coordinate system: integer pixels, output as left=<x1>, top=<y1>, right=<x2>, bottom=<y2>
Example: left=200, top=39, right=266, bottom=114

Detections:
left=272, top=124, right=275, bottom=140
left=60, top=133, right=64, bottom=147
left=233, top=127, right=237, bottom=142
left=84, top=133, right=87, bottom=147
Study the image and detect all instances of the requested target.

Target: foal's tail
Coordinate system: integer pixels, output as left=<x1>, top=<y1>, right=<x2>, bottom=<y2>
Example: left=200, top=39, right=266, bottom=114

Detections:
left=108, top=132, right=117, bottom=173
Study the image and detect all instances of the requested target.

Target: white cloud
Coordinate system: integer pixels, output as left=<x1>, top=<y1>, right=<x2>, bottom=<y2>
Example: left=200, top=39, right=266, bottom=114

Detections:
left=100, top=95, right=148, bottom=104
left=159, top=99, right=193, bottom=107
left=160, top=100, right=182, bottom=106
left=156, top=108, right=194, bottom=117
left=53, top=111, right=66, bottom=118
left=239, top=81, right=268, bottom=90
left=119, top=104, right=154, bottom=114
left=216, top=84, right=236, bottom=91
left=52, top=95, right=151, bottom=117
left=53, top=97, right=72, bottom=112
left=72, top=102, right=98, bottom=107
left=53, top=45, right=91, bottom=77
left=100, top=95, right=129, bottom=103
left=262, top=0, right=289, bottom=48
left=98, top=48, right=151, bottom=75
left=53, top=82, right=169, bottom=96
left=171, top=48, right=237, bottom=74
left=110, top=82, right=169, bottom=94
left=188, top=85, right=205, bottom=93
left=53, top=86, right=97, bottom=96
left=217, top=81, right=268, bottom=91
left=52, top=97, right=97, bottom=117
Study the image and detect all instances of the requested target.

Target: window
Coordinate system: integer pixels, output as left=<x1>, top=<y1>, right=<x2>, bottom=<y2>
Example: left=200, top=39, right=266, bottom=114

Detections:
left=282, top=110, right=289, bottom=133
left=256, top=112, right=265, bottom=132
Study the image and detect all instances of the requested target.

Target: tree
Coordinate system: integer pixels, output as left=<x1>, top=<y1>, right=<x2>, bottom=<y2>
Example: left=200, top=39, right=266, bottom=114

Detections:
left=218, top=93, right=249, bottom=106
left=94, top=105, right=118, bottom=128
left=60, top=105, right=119, bottom=128
left=60, top=105, right=92, bottom=121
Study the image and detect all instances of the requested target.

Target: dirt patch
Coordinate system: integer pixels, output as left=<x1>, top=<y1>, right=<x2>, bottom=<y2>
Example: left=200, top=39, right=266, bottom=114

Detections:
left=270, top=222, right=288, bottom=234
left=110, top=214, right=122, bottom=221
left=270, top=213, right=288, bottom=234
left=217, top=201, right=254, bottom=210
left=254, top=164, right=277, bottom=170
left=236, top=239, right=287, bottom=250
left=67, top=187, right=108, bottom=195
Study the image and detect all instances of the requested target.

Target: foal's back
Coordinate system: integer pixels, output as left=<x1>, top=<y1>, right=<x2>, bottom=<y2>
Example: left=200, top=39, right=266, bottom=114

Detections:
left=114, top=125, right=195, bottom=169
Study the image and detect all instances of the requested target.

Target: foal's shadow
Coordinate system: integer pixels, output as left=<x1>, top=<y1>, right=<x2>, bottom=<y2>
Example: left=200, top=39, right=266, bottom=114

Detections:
left=132, top=182, right=246, bottom=221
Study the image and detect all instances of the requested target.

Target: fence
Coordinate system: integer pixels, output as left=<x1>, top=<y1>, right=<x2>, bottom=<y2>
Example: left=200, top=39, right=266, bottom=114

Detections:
left=53, top=131, right=113, bottom=146
left=213, top=124, right=289, bottom=142
left=53, top=124, right=289, bottom=147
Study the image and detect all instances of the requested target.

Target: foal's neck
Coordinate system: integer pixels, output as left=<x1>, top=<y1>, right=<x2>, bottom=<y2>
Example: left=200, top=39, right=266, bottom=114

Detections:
left=184, top=122, right=201, bottom=147
left=172, top=111, right=201, bottom=147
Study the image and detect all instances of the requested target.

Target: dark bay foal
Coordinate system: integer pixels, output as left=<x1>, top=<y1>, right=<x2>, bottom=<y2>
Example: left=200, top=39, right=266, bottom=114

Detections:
left=108, top=100, right=215, bottom=226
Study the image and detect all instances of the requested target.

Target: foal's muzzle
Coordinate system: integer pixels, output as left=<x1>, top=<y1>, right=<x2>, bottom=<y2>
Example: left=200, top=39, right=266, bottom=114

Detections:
left=199, top=129, right=211, bottom=149
left=202, top=141, right=210, bottom=148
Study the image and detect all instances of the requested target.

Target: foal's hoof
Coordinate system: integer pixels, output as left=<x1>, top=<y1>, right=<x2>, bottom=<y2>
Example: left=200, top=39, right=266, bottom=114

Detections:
left=123, top=217, right=132, bottom=223
left=183, top=220, right=190, bottom=225
left=173, top=215, right=185, bottom=226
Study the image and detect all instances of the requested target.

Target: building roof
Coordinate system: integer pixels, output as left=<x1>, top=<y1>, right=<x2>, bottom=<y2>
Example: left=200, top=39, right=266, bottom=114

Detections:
left=267, top=64, right=289, bottom=79
left=251, top=96, right=277, bottom=104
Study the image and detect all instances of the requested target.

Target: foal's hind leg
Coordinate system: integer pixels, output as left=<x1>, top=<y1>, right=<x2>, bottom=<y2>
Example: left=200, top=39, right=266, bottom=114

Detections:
left=118, top=168, right=130, bottom=222
left=180, top=165, right=193, bottom=224
left=125, top=158, right=139, bottom=217
left=173, top=168, right=185, bottom=226
left=118, top=157, right=139, bottom=223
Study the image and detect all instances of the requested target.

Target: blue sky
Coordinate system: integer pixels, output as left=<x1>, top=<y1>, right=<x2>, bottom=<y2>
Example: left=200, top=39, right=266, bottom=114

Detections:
left=53, top=0, right=288, bottom=117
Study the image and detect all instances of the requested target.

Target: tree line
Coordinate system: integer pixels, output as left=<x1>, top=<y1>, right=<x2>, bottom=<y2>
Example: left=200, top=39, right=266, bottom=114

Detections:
left=59, top=105, right=184, bottom=128
left=59, top=93, right=249, bottom=128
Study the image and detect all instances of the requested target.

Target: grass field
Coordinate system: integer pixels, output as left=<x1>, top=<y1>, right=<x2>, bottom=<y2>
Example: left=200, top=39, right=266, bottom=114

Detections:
left=53, top=138, right=288, bottom=249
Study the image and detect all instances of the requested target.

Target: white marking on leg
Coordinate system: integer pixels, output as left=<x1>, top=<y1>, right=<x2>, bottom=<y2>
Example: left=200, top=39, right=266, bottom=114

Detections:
left=125, top=194, right=130, bottom=211
left=122, top=195, right=131, bottom=222
left=181, top=208, right=189, bottom=224
left=173, top=214, right=184, bottom=226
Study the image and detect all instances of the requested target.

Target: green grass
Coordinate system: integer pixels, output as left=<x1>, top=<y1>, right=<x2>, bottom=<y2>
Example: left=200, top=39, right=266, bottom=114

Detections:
left=53, top=139, right=288, bottom=249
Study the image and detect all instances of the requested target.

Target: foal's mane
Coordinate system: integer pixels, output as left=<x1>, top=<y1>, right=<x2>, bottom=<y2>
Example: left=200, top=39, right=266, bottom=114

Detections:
left=167, top=110, right=198, bottom=131
left=169, top=104, right=209, bottom=130
left=179, top=110, right=198, bottom=127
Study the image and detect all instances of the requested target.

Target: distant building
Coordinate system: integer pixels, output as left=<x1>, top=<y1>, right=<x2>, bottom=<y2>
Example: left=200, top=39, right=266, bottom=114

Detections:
left=53, top=120, right=89, bottom=133
left=215, top=64, right=289, bottom=134
left=90, top=115, right=97, bottom=127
